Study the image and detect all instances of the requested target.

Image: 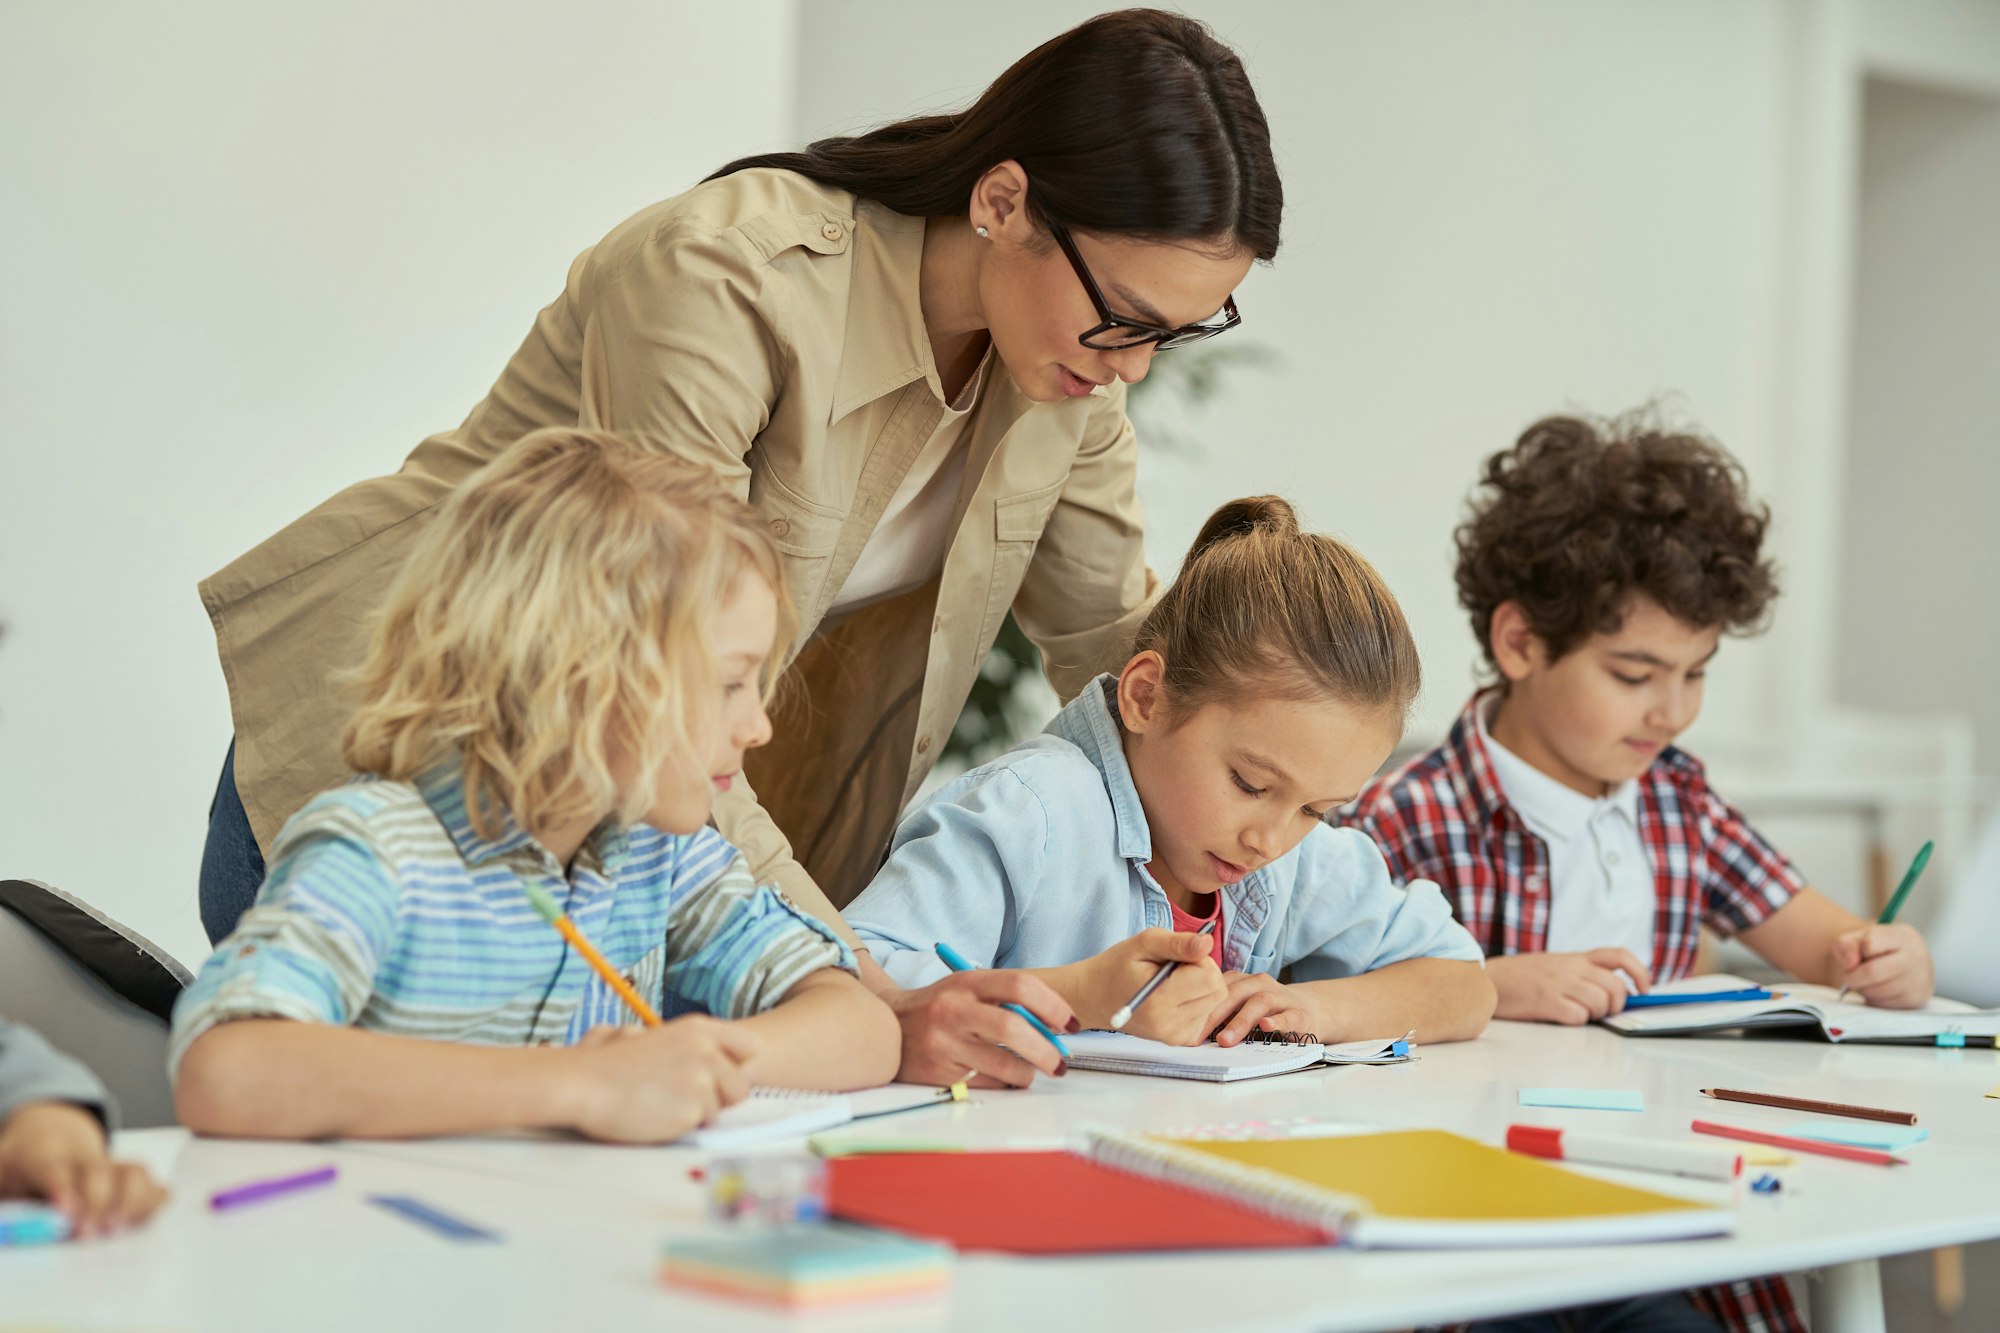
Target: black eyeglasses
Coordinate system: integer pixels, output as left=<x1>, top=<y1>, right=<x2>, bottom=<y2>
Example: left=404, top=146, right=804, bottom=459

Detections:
left=1048, top=219, right=1242, bottom=351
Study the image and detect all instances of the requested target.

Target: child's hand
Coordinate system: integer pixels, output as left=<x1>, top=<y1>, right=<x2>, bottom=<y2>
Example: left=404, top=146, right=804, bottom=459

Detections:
left=1487, top=949, right=1652, bottom=1025
left=1204, top=973, right=1318, bottom=1047
left=0, top=1101, right=168, bottom=1238
left=1086, top=929, right=1227, bottom=1046
left=1831, top=923, right=1934, bottom=1009
left=567, top=1015, right=758, bottom=1143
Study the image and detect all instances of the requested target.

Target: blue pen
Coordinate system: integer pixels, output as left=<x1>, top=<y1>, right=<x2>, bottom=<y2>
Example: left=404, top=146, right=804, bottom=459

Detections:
left=1621, top=987, right=1774, bottom=1009
left=933, top=941, right=1072, bottom=1060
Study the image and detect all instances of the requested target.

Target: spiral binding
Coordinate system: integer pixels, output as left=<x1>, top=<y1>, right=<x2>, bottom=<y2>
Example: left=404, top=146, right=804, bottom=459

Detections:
left=1242, top=1028, right=1319, bottom=1046
left=1080, top=1126, right=1362, bottom=1239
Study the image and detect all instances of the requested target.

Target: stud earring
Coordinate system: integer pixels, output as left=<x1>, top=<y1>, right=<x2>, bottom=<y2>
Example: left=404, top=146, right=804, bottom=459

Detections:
left=975, top=225, right=990, bottom=238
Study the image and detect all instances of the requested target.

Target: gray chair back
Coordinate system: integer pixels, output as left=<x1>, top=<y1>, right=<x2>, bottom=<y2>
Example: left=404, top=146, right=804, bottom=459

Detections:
left=0, top=880, right=191, bottom=1129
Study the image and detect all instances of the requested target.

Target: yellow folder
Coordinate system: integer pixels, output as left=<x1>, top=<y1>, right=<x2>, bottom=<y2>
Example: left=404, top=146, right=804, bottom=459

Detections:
left=1088, top=1129, right=1733, bottom=1248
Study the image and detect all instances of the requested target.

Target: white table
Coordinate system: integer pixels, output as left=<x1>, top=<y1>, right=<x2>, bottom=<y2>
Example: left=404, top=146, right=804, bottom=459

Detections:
left=6, top=1021, right=1997, bottom=1332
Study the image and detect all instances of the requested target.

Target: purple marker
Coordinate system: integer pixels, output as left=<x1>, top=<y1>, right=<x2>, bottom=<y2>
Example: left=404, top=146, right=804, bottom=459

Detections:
left=209, top=1165, right=338, bottom=1211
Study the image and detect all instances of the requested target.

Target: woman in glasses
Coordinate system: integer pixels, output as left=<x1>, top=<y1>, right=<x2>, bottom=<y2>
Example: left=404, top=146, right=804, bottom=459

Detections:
left=197, top=7, right=1280, bottom=1088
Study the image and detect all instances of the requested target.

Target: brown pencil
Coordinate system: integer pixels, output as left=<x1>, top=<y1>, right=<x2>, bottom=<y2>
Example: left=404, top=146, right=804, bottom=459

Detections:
left=1700, top=1088, right=1918, bottom=1126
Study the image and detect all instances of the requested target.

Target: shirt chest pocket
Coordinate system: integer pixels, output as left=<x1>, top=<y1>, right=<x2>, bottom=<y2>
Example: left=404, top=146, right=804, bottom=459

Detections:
left=983, top=481, right=1066, bottom=628
left=749, top=465, right=846, bottom=618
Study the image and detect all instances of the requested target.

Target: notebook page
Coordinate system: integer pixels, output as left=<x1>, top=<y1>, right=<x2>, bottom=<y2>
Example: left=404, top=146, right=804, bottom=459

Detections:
left=1603, top=974, right=1996, bottom=1039
left=686, top=1089, right=853, bottom=1150
left=1064, top=1031, right=1324, bottom=1081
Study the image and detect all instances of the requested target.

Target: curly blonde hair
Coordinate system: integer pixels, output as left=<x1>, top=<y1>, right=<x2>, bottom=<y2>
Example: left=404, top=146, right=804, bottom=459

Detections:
left=341, top=428, right=790, bottom=840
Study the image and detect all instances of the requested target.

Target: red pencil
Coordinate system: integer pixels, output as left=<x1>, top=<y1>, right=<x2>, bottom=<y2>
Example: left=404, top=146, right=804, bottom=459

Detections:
left=1691, top=1119, right=1907, bottom=1167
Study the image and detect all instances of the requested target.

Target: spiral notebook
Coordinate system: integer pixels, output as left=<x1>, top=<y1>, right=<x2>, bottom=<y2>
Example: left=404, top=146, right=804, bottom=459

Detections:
left=1063, top=1029, right=1414, bottom=1082
left=1600, top=974, right=2000, bottom=1044
left=686, top=1085, right=962, bottom=1151
left=827, top=1129, right=1731, bottom=1252
left=1083, top=1128, right=1734, bottom=1248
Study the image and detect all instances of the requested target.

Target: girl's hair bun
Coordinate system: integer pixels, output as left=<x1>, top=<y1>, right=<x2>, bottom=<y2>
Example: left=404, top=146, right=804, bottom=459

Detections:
left=1189, top=494, right=1298, bottom=559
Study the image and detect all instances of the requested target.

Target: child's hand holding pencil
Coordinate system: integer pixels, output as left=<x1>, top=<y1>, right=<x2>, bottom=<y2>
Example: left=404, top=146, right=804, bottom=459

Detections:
left=1830, top=922, right=1934, bottom=1009
left=567, top=1016, right=759, bottom=1144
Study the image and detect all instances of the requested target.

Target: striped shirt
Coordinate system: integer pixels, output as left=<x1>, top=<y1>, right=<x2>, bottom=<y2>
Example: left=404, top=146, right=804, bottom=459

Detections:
left=169, top=764, right=852, bottom=1074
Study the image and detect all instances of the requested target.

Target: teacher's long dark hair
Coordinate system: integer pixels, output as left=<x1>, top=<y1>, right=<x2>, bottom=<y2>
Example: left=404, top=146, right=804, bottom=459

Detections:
left=708, top=8, right=1282, bottom=259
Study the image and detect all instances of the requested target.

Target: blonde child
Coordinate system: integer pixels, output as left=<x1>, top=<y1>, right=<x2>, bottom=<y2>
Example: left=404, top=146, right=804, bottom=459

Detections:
left=171, top=429, right=899, bottom=1142
left=844, top=498, right=1495, bottom=1052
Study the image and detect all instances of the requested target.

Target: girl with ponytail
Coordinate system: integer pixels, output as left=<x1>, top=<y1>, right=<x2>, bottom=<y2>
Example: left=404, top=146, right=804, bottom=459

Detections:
left=845, top=498, right=1498, bottom=1050
left=197, top=10, right=1280, bottom=1090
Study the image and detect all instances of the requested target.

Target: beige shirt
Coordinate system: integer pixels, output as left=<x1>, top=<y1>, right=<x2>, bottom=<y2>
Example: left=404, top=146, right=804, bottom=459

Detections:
left=200, top=168, right=1158, bottom=947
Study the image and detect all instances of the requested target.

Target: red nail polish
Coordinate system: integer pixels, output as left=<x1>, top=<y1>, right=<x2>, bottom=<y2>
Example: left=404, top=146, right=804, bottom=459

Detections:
left=1065, top=1016, right=1082, bottom=1033
left=1054, top=1061, right=1068, bottom=1077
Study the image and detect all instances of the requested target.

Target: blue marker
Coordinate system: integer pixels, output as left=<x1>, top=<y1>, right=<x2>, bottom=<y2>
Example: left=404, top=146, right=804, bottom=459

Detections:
left=933, top=941, right=1071, bottom=1060
left=1621, top=988, right=1773, bottom=1009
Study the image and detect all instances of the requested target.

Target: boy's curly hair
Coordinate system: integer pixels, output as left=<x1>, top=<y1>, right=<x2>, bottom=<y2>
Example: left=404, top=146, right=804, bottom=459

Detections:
left=1454, top=409, right=1779, bottom=670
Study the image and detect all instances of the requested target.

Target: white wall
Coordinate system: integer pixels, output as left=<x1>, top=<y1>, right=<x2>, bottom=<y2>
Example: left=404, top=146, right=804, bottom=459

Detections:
left=798, top=0, right=1799, bottom=748
left=0, top=0, right=799, bottom=967
left=1839, top=81, right=2000, bottom=778
left=798, top=0, right=2000, bottom=914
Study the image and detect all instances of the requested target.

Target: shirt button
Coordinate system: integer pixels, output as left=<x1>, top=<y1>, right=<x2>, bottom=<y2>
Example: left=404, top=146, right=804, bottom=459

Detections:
left=770, top=518, right=791, bottom=538
left=1606, top=851, right=1621, bottom=865
left=820, top=222, right=844, bottom=242
left=916, top=735, right=932, bottom=755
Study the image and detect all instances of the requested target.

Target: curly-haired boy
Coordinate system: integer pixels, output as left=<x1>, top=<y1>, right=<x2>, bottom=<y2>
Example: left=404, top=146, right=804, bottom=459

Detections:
left=1341, top=410, right=1937, bottom=1333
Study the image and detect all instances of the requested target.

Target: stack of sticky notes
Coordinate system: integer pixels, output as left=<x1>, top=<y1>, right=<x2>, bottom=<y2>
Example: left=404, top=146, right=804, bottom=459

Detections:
left=660, top=1223, right=952, bottom=1309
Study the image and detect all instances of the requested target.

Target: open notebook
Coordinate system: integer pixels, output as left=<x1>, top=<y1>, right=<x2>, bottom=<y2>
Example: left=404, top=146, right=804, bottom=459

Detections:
left=687, top=1085, right=961, bottom=1151
left=1601, top=973, right=2000, bottom=1044
left=1063, top=1030, right=1413, bottom=1082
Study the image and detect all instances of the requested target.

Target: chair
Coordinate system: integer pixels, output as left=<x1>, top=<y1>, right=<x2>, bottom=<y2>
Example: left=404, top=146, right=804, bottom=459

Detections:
left=0, top=879, right=191, bottom=1129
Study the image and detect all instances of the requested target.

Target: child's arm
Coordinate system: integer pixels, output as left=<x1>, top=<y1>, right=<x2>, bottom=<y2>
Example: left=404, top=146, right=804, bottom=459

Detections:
left=1240, top=829, right=1497, bottom=1044
left=1206, top=959, right=1496, bottom=1046
left=662, top=840, right=902, bottom=1089
left=728, top=967, right=901, bottom=1090
left=1737, top=887, right=1934, bottom=1007
left=175, top=1015, right=755, bottom=1142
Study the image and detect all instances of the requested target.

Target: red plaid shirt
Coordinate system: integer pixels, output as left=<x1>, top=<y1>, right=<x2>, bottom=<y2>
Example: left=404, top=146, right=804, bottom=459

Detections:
left=1346, top=690, right=1806, bottom=1333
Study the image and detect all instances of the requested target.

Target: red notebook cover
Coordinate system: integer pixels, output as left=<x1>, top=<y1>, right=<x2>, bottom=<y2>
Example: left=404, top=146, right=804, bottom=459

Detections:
left=826, top=1151, right=1327, bottom=1254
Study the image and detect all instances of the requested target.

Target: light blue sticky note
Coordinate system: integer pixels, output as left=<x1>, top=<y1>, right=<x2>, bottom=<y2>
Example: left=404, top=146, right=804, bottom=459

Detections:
left=1789, top=1122, right=1929, bottom=1152
left=1519, top=1088, right=1646, bottom=1112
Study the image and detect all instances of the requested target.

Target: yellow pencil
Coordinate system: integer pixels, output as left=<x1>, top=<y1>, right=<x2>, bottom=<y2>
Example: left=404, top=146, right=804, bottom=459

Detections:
left=522, top=881, right=663, bottom=1026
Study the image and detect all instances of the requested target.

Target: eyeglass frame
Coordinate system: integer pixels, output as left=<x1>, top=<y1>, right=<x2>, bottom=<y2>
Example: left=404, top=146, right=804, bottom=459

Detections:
left=1046, top=219, right=1242, bottom=352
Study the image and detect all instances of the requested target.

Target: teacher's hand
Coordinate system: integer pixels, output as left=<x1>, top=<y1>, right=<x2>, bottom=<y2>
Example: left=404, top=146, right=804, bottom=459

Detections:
left=883, top=972, right=1078, bottom=1089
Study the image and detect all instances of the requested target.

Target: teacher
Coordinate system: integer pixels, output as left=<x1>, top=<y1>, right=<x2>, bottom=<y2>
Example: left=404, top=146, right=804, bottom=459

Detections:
left=196, top=7, right=1282, bottom=1085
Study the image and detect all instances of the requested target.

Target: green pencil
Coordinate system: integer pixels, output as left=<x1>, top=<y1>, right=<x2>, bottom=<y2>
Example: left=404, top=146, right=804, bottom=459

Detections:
left=1837, top=839, right=1933, bottom=1001
left=1877, top=840, right=1934, bottom=926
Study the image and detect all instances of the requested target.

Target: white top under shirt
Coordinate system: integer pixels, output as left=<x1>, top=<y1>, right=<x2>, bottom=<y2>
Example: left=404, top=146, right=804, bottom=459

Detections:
left=830, top=348, right=993, bottom=616
left=1476, top=697, right=1657, bottom=966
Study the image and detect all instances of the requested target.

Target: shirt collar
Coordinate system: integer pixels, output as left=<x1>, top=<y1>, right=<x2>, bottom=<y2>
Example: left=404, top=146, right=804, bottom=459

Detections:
left=413, top=760, right=628, bottom=872
left=1473, top=694, right=1641, bottom=840
left=1440, top=689, right=1514, bottom=828
left=832, top=199, right=1040, bottom=434
left=1047, top=674, right=1154, bottom=863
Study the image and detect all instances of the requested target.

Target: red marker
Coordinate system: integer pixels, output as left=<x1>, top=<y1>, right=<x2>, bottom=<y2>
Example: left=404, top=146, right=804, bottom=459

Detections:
left=1507, top=1126, right=1742, bottom=1182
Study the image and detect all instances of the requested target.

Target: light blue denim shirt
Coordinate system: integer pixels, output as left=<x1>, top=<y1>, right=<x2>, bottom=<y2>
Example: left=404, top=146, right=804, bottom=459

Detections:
left=845, top=676, right=1483, bottom=987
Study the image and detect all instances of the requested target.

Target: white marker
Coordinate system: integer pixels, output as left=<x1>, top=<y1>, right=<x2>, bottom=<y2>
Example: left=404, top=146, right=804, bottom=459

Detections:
left=1507, top=1124, right=1743, bottom=1182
